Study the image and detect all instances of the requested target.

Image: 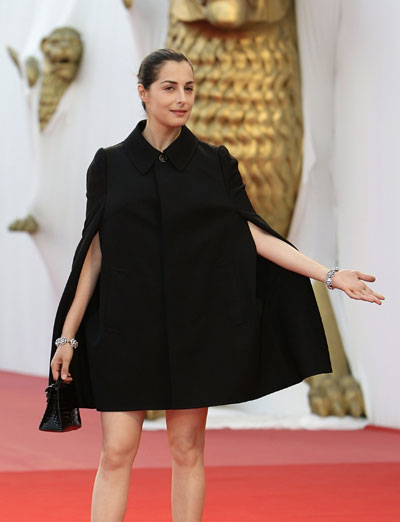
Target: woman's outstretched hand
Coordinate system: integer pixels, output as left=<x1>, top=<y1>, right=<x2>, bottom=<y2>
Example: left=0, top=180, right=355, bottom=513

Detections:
left=245, top=223, right=386, bottom=305
left=331, top=270, right=385, bottom=304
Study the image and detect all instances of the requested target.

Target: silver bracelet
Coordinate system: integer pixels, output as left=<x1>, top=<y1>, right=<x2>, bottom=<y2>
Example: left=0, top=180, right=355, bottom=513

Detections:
left=55, top=336, right=79, bottom=350
left=325, top=266, right=339, bottom=290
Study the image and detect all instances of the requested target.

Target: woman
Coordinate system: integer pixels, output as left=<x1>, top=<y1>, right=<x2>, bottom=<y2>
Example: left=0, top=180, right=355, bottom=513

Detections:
left=49, top=49, right=385, bottom=522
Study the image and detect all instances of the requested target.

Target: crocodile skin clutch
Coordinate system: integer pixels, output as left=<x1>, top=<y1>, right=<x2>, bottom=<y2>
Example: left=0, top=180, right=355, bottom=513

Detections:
left=39, top=376, right=82, bottom=432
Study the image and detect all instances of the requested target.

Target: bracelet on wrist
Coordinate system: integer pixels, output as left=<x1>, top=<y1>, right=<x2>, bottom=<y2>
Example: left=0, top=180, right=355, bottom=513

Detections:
left=324, top=266, right=339, bottom=290
left=55, top=336, right=79, bottom=350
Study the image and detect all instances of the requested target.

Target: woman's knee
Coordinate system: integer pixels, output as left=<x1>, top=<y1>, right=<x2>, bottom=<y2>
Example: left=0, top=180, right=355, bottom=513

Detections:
left=168, top=431, right=205, bottom=468
left=100, top=411, right=145, bottom=471
left=100, top=440, right=138, bottom=471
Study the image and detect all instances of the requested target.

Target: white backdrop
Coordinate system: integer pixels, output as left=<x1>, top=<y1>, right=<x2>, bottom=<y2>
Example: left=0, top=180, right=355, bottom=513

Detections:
left=290, top=0, right=399, bottom=428
left=0, top=0, right=169, bottom=375
left=0, top=0, right=398, bottom=427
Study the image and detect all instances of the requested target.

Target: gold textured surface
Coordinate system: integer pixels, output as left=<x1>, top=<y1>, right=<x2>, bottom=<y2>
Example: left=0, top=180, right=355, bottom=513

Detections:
left=39, top=27, right=83, bottom=131
left=25, top=56, right=40, bottom=87
left=8, top=214, right=39, bottom=233
left=6, top=46, right=22, bottom=75
left=306, top=282, right=366, bottom=418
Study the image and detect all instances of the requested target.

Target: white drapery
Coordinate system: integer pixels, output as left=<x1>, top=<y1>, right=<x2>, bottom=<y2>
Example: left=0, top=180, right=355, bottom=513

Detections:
left=289, top=0, right=399, bottom=428
left=0, top=0, right=169, bottom=376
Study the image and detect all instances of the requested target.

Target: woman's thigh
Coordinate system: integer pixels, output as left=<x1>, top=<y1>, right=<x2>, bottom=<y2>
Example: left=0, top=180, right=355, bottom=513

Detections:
left=100, top=410, right=146, bottom=461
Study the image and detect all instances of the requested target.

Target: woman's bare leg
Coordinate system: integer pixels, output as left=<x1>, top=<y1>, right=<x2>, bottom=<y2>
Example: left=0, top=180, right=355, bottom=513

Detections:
left=166, top=407, right=208, bottom=522
left=91, top=410, right=146, bottom=522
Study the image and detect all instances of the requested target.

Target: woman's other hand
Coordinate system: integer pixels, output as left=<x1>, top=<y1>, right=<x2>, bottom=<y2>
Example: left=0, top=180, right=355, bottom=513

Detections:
left=331, top=270, right=385, bottom=305
left=50, top=344, right=74, bottom=383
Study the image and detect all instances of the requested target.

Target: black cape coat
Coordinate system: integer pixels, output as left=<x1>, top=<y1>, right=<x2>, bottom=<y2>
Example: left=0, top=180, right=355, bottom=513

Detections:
left=48, top=120, right=332, bottom=411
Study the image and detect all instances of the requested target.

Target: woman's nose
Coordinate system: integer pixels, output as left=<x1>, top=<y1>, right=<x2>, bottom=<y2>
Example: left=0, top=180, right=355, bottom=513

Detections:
left=176, top=88, right=186, bottom=103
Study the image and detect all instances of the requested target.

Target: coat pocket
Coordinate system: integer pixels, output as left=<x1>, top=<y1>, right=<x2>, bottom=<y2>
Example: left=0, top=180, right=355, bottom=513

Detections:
left=105, top=266, right=129, bottom=333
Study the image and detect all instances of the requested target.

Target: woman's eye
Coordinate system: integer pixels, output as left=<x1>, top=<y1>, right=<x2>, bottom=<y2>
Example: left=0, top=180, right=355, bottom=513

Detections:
left=163, top=86, right=194, bottom=92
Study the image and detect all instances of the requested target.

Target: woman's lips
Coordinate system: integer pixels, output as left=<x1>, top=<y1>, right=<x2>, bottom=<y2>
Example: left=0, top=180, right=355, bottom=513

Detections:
left=171, top=110, right=187, bottom=116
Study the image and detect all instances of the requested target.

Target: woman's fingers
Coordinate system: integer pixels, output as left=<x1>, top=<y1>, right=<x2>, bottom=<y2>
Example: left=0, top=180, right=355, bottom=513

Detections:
left=358, top=289, right=374, bottom=300
left=51, top=360, right=61, bottom=380
left=356, top=272, right=376, bottom=282
left=61, top=357, right=73, bottom=382
left=61, top=361, right=70, bottom=380
left=360, top=284, right=385, bottom=301
left=356, top=273, right=385, bottom=299
left=361, top=292, right=379, bottom=303
left=50, top=346, right=74, bottom=382
left=369, top=290, right=385, bottom=301
left=347, top=287, right=383, bottom=304
left=356, top=289, right=380, bottom=304
left=51, top=360, right=73, bottom=381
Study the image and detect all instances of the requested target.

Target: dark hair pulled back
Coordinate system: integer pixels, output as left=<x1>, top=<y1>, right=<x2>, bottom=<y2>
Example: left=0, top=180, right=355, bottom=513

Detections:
left=137, top=48, right=194, bottom=110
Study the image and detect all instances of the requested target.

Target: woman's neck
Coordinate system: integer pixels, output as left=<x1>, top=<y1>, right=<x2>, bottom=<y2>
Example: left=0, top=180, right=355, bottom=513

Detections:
left=141, top=119, right=182, bottom=152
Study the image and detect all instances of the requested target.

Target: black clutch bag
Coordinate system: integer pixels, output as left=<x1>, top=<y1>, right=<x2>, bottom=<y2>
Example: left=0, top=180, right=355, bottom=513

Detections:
left=39, top=376, right=82, bottom=432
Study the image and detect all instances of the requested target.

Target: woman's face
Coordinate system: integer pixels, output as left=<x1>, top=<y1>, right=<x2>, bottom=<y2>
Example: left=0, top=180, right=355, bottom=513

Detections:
left=138, top=60, right=195, bottom=128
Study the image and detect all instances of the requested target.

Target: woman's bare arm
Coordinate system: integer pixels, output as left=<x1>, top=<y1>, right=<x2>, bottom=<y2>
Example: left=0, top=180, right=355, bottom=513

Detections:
left=247, top=221, right=385, bottom=305
left=51, top=231, right=102, bottom=382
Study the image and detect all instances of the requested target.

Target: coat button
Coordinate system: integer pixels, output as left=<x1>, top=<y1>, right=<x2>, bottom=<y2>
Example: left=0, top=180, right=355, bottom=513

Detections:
left=159, top=153, right=167, bottom=163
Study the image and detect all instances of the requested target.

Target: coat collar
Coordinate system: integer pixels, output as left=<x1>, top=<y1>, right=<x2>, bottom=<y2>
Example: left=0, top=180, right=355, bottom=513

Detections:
left=122, top=119, right=199, bottom=174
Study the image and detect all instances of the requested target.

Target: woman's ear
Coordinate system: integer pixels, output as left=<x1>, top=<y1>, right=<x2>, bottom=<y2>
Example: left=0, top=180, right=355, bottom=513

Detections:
left=137, top=84, right=147, bottom=104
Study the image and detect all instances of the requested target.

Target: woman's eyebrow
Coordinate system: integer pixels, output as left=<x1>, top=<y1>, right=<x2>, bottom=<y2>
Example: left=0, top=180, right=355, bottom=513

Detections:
left=160, top=80, right=194, bottom=85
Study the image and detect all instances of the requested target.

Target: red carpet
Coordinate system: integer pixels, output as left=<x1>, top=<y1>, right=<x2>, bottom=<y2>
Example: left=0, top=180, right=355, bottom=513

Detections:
left=1, top=464, right=399, bottom=521
left=1, top=371, right=400, bottom=520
